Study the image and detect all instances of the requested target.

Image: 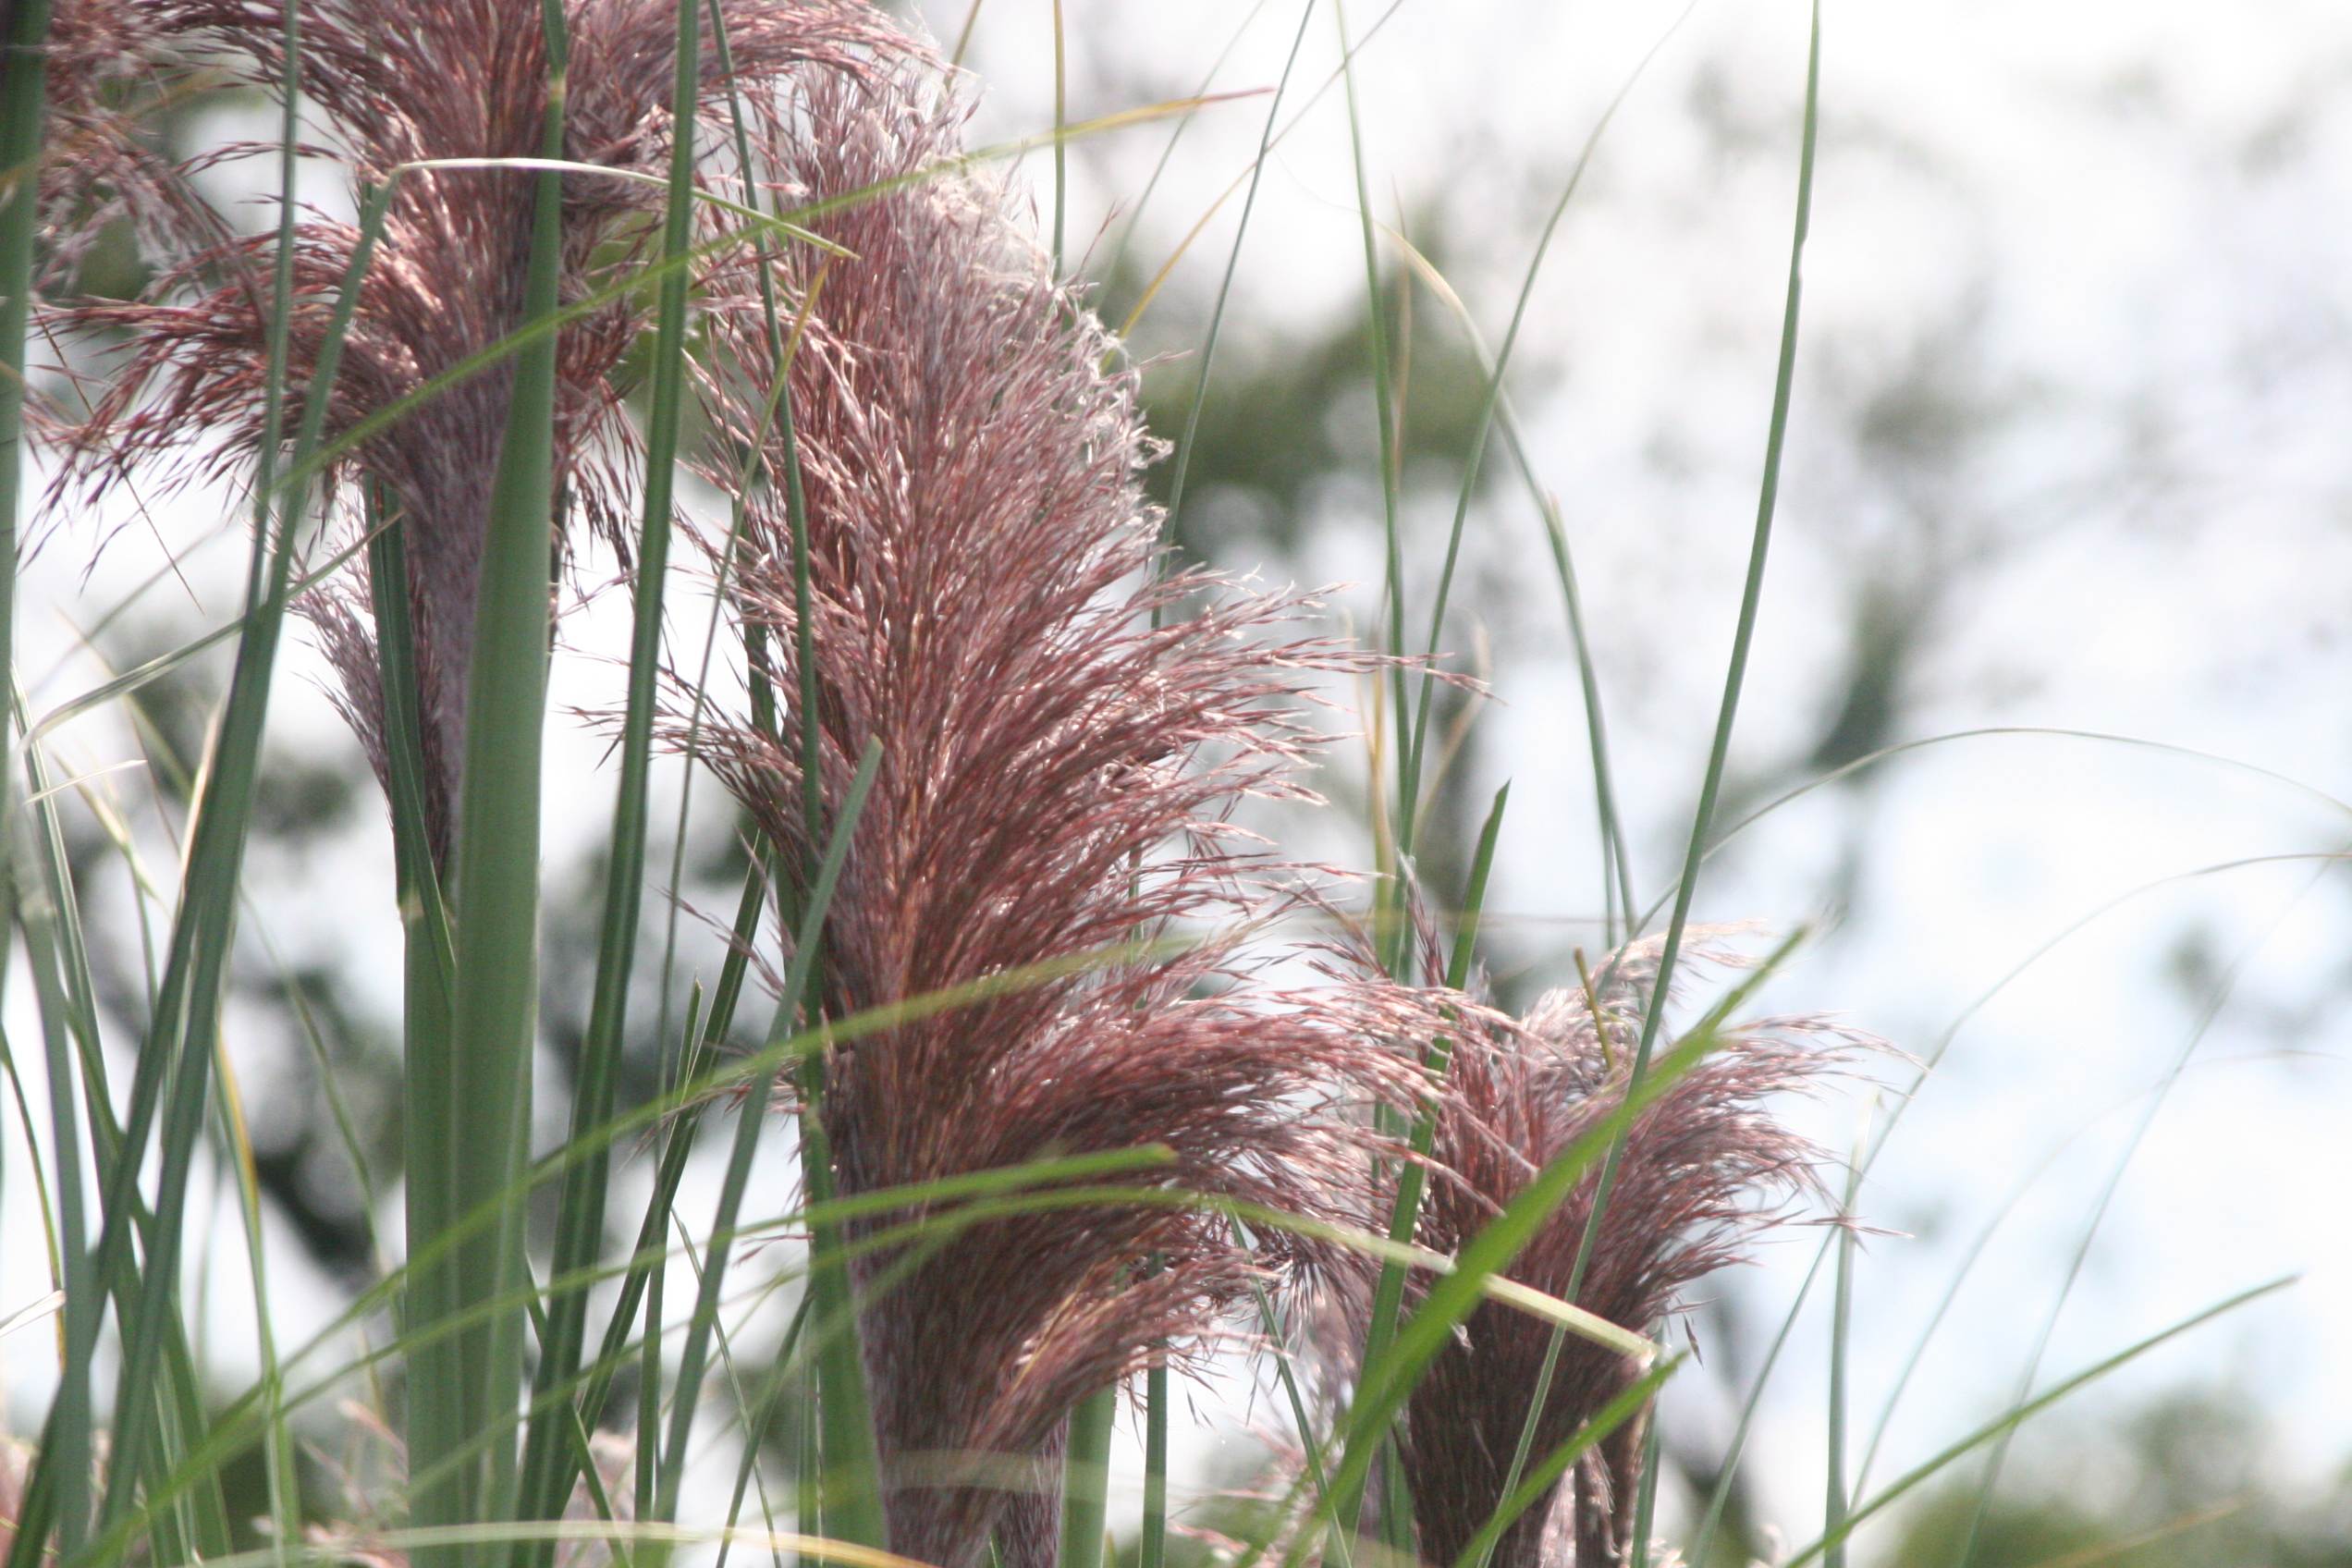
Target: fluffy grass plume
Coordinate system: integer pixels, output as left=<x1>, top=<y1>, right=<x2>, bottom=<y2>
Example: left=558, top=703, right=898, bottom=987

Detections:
left=42, top=0, right=903, bottom=861
left=684, top=33, right=1492, bottom=1568
left=1398, top=937, right=1857, bottom=1568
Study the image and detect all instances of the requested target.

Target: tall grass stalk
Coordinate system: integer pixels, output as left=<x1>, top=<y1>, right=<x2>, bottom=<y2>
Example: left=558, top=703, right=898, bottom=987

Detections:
left=1343, top=780, right=1509, bottom=1563
left=0, top=0, right=55, bottom=910
left=1323, top=0, right=1412, bottom=883
left=1102, top=0, right=1275, bottom=288
left=11, top=726, right=237, bottom=1568
left=655, top=740, right=884, bottom=1553
left=1056, top=1390, right=1115, bottom=1568
left=515, top=0, right=702, bottom=1554
left=1051, top=0, right=1068, bottom=273
left=418, top=1, right=570, bottom=1554
left=210, top=1041, right=300, bottom=1568
left=1327, top=0, right=1422, bottom=1542
left=1390, top=0, right=1700, bottom=927
left=1461, top=19, right=1820, bottom=1552
left=1823, top=1111, right=1868, bottom=1568
left=1158, top=0, right=1316, bottom=562
left=1393, top=13, right=1669, bottom=842
left=6, top=798, right=92, bottom=1559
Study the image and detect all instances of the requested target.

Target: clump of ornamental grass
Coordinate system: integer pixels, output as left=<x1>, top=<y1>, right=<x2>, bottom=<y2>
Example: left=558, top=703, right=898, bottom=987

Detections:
left=1393, top=937, right=1859, bottom=1568
left=40, top=0, right=907, bottom=863
left=680, top=37, right=1498, bottom=1568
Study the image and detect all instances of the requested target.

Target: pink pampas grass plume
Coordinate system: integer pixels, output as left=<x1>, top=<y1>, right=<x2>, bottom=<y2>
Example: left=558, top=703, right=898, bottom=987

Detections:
left=1398, top=937, right=1859, bottom=1568
left=682, top=36, right=1487, bottom=1568
left=40, top=0, right=906, bottom=864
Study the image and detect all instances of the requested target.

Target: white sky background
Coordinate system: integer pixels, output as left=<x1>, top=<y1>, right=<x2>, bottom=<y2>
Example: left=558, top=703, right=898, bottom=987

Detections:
left=4, top=0, right=2351, bottom=1559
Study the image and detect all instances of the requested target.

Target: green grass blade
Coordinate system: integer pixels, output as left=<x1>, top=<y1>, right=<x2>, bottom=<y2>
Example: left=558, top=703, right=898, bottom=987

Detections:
left=1140, top=1350, right=1170, bottom=1568
left=799, top=1373, right=823, bottom=1558
left=1335, top=780, right=1509, bottom=1546
left=1329, top=0, right=1412, bottom=880
left=1372, top=225, right=1643, bottom=949
left=1101, top=0, right=1274, bottom=288
left=371, top=478, right=473, bottom=1562
left=668, top=1215, right=785, bottom=1557
left=1551, top=0, right=1821, bottom=1403
left=714, top=1292, right=815, bottom=1568
left=1444, top=782, right=1511, bottom=993
left=415, top=5, right=569, bottom=1555
left=1625, top=1409, right=1661, bottom=1568
left=515, top=0, right=700, bottom=1550
left=1114, top=0, right=1416, bottom=343
left=1823, top=1114, right=1868, bottom=1568
left=766, top=59, right=885, bottom=1550
left=1343, top=92, right=1415, bottom=1532
left=1051, top=0, right=1067, bottom=273
left=211, top=1047, right=300, bottom=1568
left=645, top=0, right=786, bottom=1060
left=1241, top=1259, right=1347, bottom=1568
left=72, top=1078, right=1177, bottom=1568
left=1397, top=0, right=1699, bottom=862
left=5, top=802, right=92, bottom=1560
left=9, top=722, right=236, bottom=1568
left=0, top=0, right=55, bottom=920
left=1158, top=0, right=1315, bottom=567
left=1688, top=851, right=2337, bottom=1562
left=651, top=741, right=885, bottom=1549
left=368, top=486, right=459, bottom=1001
left=1059, top=1388, right=1115, bottom=1568
left=31, top=162, right=387, bottom=1565
left=1945, top=868, right=2326, bottom=1568
left=1849, top=1148, right=2054, bottom=1503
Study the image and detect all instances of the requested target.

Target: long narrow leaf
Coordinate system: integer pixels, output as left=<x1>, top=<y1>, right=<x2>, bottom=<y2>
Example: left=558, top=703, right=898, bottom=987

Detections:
left=1346, top=779, right=1511, bottom=1555
left=416, top=4, right=570, bottom=1556
left=515, top=0, right=703, bottom=1550
left=650, top=741, right=885, bottom=1550
left=1551, top=0, right=1823, bottom=1420
left=0, top=0, right=55, bottom=921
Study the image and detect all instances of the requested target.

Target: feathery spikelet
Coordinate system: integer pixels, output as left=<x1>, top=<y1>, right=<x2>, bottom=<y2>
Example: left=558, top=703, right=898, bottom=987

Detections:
left=1398, top=937, right=1855, bottom=1568
left=31, top=2, right=223, bottom=291
left=681, top=43, right=1483, bottom=1568
left=40, top=0, right=906, bottom=864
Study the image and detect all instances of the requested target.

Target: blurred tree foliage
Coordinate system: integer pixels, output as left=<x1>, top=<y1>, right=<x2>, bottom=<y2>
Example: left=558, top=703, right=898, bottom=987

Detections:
left=1878, top=1389, right=2352, bottom=1568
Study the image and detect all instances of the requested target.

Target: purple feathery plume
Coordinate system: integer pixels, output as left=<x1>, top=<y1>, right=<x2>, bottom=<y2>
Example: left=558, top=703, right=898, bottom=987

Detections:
left=1397, top=937, right=1858, bottom=1568
left=681, top=41, right=1489, bottom=1568
left=28, top=3, right=225, bottom=293
left=40, top=0, right=907, bottom=864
